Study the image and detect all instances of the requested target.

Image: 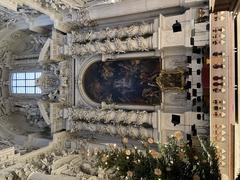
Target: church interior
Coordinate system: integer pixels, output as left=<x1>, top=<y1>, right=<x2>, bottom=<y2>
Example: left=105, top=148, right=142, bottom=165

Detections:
left=0, top=0, right=239, bottom=179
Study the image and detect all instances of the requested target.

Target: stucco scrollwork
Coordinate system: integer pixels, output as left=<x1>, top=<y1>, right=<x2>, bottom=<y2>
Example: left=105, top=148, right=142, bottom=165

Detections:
left=36, top=72, right=60, bottom=94
left=1, top=141, right=111, bottom=180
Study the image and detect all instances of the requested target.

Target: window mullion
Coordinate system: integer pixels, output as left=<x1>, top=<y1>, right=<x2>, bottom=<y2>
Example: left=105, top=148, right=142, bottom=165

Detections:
left=12, top=72, right=41, bottom=94
left=25, top=73, right=26, bottom=94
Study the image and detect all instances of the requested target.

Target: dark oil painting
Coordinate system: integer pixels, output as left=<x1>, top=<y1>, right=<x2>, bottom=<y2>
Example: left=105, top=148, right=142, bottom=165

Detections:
left=84, top=59, right=161, bottom=105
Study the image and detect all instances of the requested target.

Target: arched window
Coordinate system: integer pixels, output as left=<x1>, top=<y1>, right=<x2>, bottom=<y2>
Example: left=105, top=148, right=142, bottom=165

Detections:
left=11, top=72, right=41, bottom=94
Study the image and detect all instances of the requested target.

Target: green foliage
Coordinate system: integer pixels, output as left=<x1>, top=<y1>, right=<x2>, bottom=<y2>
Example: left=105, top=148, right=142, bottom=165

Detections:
left=97, top=135, right=221, bottom=180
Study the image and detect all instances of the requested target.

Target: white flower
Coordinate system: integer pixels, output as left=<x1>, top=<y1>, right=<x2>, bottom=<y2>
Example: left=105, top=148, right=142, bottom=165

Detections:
left=174, top=131, right=183, bottom=141
left=154, top=168, right=162, bottom=176
left=122, top=137, right=128, bottom=144
left=125, top=149, right=131, bottom=156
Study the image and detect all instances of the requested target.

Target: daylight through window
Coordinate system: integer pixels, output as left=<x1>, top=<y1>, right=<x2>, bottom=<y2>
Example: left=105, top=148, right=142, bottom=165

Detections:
left=11, top=72, right=42, bottom=94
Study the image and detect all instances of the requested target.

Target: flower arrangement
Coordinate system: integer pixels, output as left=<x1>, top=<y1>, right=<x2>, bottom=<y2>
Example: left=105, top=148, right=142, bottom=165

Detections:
left=97, top=132, right=220, bottom=180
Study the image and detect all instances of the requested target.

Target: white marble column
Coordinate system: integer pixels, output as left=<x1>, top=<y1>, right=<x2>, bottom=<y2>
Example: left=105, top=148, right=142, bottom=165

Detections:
left=69, top=23, right=154, bottom=43
left=70, top=36, right=153, bottom=55
left=64, top=107, right=157, bottom=126
left=28, top=172, right=78, bottom=180
left=71, top=121, right=157, bottom=139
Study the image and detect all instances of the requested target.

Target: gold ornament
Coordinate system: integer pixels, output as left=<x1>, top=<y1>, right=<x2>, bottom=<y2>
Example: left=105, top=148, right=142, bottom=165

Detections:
left=125, top=149, right=131, bottom=156
left=109, top=144, right=117, bottom=150
left=154, top=168, right=162, bottom=176
left=150, top=150, right=160, bottom=159
left=174, top=131, right=183, bottom=141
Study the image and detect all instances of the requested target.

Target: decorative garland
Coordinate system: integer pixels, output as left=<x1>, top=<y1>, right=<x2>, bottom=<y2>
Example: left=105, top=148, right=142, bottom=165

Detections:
left=97, top=132, right=220, bottom=180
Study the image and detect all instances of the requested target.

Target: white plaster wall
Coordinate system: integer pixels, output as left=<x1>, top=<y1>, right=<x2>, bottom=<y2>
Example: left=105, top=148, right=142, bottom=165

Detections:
left=159, top=111, right=209, bottom=143
left=159, top=9, right=193, bottom=49
left=235, top=124, right=240, bottom=177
